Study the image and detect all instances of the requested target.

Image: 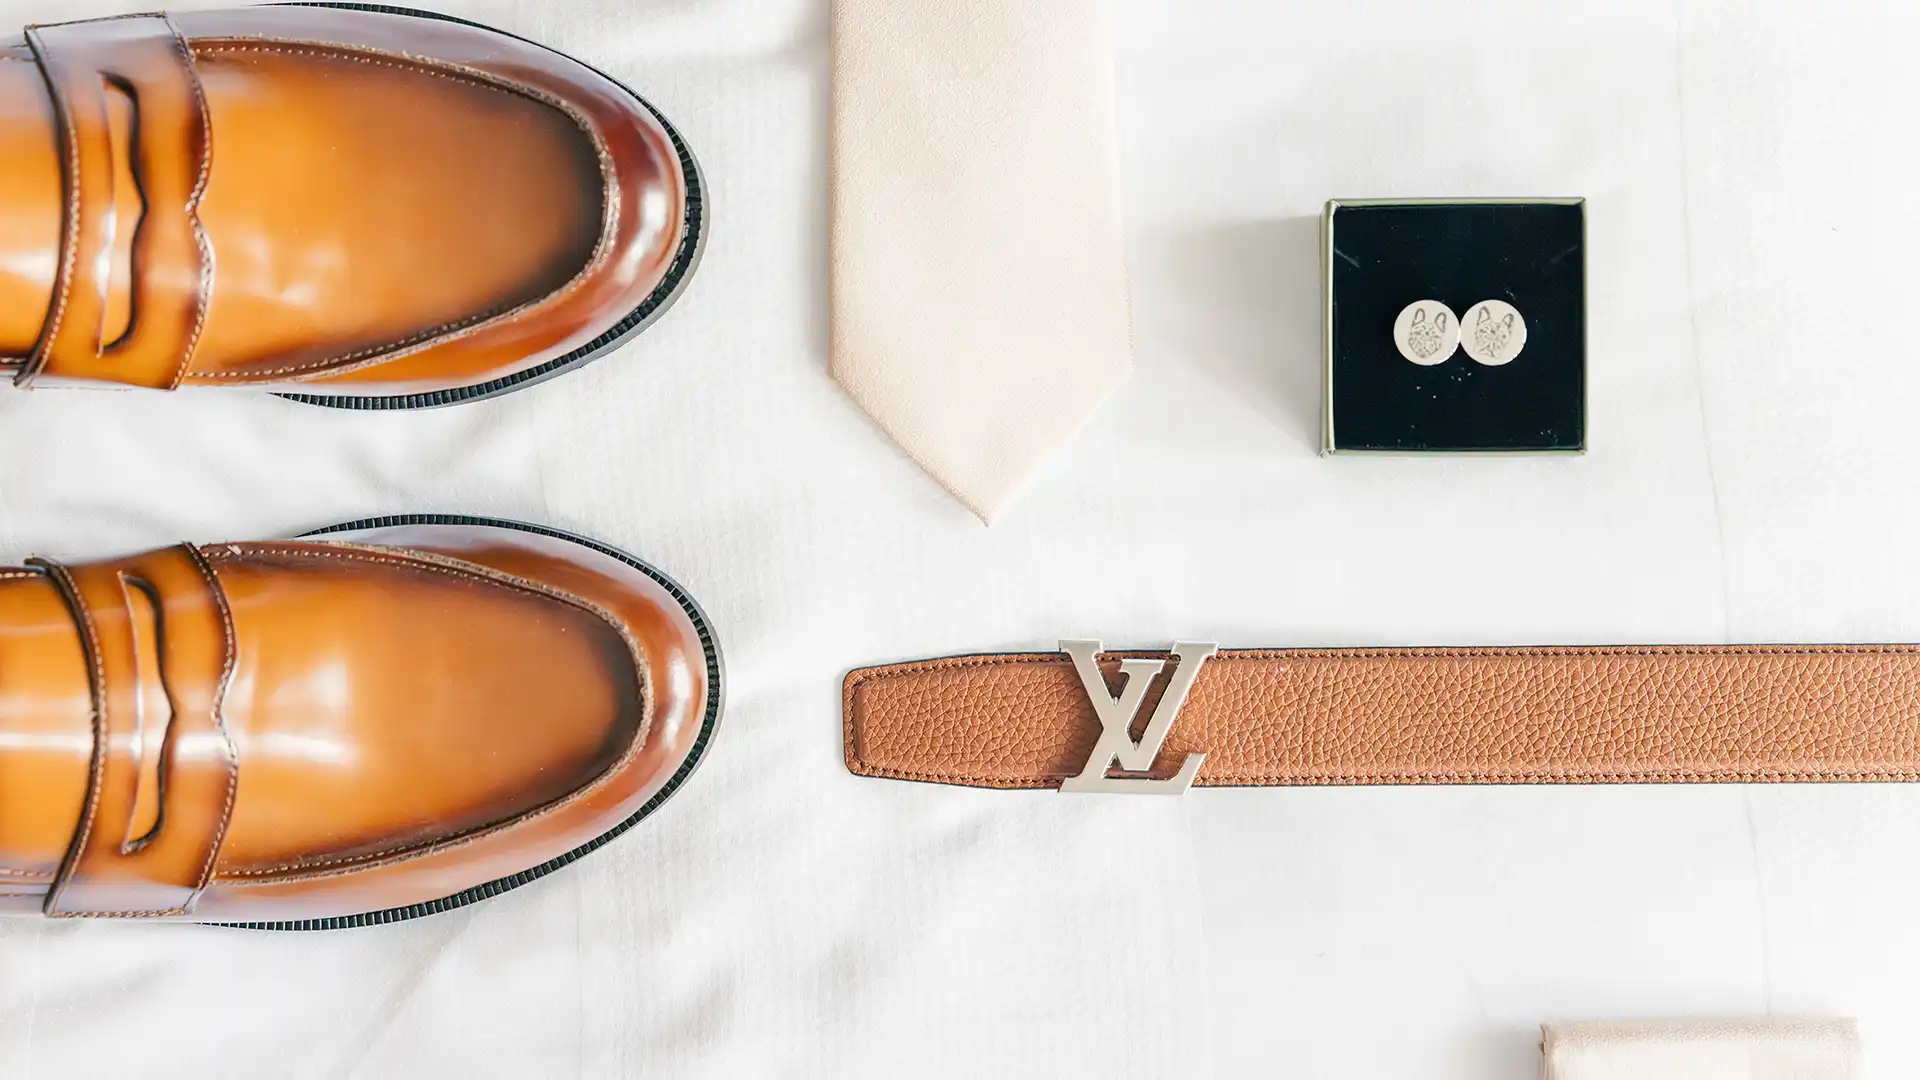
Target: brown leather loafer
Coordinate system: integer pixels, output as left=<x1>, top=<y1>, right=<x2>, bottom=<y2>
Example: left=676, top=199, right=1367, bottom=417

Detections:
left=0, top=5, right=703, bottom=409
left=0, top=516, right=721, bottom=928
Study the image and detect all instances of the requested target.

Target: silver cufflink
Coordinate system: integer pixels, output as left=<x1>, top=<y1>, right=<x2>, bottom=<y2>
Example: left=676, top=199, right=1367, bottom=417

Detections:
left=1396, top=299, right=1527, bottom=366
left=1393, top=301, right=1459, bottom=366
left=1459, top=300, right=1527, bottom=365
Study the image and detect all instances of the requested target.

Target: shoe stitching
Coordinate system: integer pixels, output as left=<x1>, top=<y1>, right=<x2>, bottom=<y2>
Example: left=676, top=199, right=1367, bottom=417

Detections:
left=179, top=544, right=240, bottom=906
left=15, top=28, right=84, bottom=390
left=181, top=40, right=621, bottom=381
left=23, top=560, right=112, bottom=915
left=13, top=17, right=213, bottom=392
left=19, top=551, right=236, bottom=917
left=199, top=540, right=653, bottom=879
left=163, top=14, right=215, bottom=391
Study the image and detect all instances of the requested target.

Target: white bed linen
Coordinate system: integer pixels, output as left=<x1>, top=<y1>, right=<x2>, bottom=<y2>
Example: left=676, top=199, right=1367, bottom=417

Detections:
left=1, top=1, right=1917, bottom=1076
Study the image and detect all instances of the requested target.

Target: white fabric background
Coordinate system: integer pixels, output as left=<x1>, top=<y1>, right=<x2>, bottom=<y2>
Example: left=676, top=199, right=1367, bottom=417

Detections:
left=0, top=0, right=1916, bottom=1076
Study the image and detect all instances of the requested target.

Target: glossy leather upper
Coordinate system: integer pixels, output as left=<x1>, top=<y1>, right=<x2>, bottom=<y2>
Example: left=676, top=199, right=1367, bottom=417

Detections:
left=0, top=7, right=689, bottom=397
left=0, top=524, right=711, bottom=922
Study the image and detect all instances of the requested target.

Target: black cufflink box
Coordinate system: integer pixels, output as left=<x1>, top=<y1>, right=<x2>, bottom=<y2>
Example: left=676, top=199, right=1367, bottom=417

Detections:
left=1320, top=199, right=1586, bottom=454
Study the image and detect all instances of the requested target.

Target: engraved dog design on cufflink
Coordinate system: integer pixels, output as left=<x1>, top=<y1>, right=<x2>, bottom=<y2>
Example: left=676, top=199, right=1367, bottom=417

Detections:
left=1473, top=308, right=1513, bottom=358
left=1059, top=639, right=1215, bottom=794
left=1393, top=301, right=1460, bottom=366
left=1461, top=299, right=1528, bottom=365
left=1406, top=308, right=1447, bottom=360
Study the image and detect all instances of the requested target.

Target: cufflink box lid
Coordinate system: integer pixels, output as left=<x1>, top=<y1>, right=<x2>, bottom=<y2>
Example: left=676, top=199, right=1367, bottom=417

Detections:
left=1321, top=198, right=1587, bottom=455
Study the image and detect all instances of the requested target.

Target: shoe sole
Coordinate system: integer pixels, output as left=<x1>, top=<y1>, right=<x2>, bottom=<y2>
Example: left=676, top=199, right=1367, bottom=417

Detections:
left=271, top=2, right=709, bottom=411
left=226, top=513, right=726, bottom=930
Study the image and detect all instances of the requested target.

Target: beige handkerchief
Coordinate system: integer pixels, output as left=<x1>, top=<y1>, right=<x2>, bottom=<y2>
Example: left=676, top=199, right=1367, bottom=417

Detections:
left=829, top=0, right=1135, bottom=521
left=1542, top=1017, right=1861, bottom=1080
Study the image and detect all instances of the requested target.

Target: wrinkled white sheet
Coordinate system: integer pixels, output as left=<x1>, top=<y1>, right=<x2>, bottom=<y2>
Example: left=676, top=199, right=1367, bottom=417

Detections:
left=2, top=1, right=1918, bottom=1076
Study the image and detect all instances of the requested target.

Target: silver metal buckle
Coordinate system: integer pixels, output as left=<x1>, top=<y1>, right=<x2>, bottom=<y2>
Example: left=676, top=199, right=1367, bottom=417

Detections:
left=1058, top=639, right=1215, bottom=794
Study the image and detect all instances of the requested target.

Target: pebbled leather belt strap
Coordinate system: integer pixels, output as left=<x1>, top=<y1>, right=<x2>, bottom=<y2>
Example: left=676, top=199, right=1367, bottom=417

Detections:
left=844, top=643, right=1920, bottom=790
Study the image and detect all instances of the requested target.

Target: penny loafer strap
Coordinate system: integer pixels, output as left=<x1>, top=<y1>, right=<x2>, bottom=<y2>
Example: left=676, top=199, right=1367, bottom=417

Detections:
left=845, top=644, right=1920, bottom=790
left=18, top=13, right=212, bottom=390
left=29, top=545, right=238, bottom=917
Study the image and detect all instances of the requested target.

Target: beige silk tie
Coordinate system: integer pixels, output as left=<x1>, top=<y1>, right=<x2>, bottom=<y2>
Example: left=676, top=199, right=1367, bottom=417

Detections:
left=1542, top=1018, right=1861, bottom=1080
left=829, top=0, right=1134, bottom=521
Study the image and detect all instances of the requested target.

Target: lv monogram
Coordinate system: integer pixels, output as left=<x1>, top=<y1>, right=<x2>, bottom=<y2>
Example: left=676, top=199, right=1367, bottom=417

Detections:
left=1059, top=639, right=1216, bottom=794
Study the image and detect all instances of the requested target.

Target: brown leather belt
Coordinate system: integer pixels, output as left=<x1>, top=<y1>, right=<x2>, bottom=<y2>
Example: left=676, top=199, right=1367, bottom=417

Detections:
left=843, top=641, right=1920, bottom=791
